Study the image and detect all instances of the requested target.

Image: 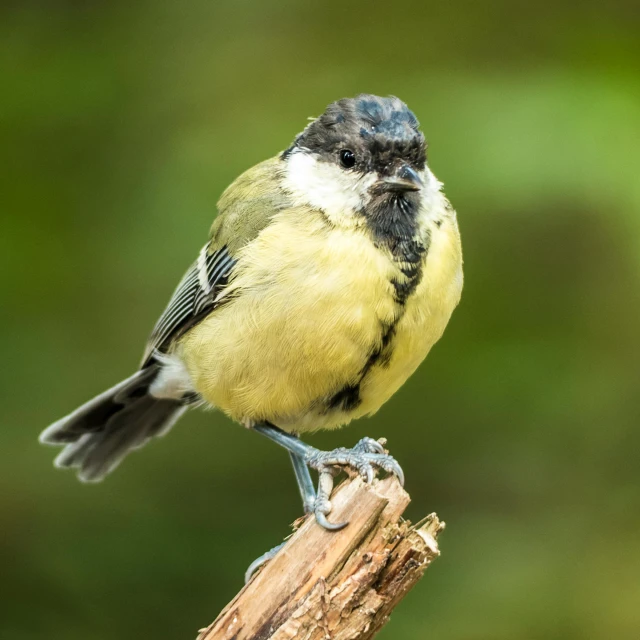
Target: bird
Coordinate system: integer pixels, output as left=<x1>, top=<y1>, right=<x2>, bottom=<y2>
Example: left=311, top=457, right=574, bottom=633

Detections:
left=40, top=94, right=463, bottom=540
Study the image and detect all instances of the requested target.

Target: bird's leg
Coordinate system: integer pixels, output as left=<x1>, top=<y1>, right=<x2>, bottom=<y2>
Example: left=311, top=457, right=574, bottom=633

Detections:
left=244, top=447, right=319, bottom=583
left=252, top=423, right=404, bottom=529
left=244, top=426, right=403, bottom=582
left=288, top=450, right=316, bottom=514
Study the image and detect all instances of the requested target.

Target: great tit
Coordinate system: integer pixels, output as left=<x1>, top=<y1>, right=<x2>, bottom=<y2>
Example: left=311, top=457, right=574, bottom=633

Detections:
left=40, top=94, right=463, bottom=532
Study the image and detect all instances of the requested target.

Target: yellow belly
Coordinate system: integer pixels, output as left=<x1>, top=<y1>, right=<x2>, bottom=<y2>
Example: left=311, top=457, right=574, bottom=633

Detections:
left=178, top=206, right=462, bottom=432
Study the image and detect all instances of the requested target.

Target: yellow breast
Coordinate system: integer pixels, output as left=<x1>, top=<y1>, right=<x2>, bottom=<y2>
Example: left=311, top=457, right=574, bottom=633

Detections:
left=178, top=202, right=462, bottom=432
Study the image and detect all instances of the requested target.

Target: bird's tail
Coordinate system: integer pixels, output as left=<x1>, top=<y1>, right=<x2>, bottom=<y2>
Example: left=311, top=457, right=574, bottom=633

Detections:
left=39, top=365, right=187, bottom=482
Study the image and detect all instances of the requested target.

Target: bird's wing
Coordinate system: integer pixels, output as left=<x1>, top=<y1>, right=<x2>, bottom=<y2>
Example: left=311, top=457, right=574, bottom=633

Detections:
left=142, top=243, right=236, bottom=365
left=141, top=156, right=290, bottom=366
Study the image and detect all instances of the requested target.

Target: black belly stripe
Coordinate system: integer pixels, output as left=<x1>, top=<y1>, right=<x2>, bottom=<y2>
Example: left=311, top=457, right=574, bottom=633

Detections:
left=326, top=229, right=432, bottom=412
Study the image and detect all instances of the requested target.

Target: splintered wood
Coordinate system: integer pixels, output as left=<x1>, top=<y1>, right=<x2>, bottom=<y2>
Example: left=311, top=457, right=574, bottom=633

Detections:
left=196, top=476, right=444, bottom=640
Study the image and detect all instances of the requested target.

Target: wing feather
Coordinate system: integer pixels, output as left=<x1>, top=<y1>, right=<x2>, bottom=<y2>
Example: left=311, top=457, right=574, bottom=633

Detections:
left=141, top=157, right=289, bottom=366
left=142, top=243, right=236, bottom=364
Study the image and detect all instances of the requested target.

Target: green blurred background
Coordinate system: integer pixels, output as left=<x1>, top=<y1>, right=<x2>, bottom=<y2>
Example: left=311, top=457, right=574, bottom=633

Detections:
left=2, top=1, right=639, bottom=638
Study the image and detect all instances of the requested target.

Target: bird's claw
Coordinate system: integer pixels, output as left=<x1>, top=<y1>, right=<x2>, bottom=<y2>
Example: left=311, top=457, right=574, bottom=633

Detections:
left=312, top=468, right=348, bottom=530
left=353, top=436, right=387, bottom=455
left=314, top=507, right=347, bottom=531
left=244, top=541, right=286, bottom=584
left=305, top=437, right=404, bottom=531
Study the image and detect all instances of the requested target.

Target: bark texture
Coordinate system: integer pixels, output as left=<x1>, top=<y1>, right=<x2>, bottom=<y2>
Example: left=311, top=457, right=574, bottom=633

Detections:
left=196, top=475, right=444, bottom=640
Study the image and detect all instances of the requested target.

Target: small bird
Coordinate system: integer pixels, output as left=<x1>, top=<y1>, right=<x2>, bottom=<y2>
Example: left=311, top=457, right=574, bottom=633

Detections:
left=40, top=94, right=463, bottom=535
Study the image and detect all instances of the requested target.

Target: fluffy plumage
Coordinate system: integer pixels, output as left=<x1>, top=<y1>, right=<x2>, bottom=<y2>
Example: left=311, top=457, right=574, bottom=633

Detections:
left=40, top=94, right=463, bottom=480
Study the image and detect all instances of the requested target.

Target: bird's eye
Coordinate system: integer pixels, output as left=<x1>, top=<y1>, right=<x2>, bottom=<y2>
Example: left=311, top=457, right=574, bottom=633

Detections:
left=339, top=149, right=356, bottom=169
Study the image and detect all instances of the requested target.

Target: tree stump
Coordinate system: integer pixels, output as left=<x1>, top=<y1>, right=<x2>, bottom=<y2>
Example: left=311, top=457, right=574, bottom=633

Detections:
left=196, top=475, right=444, bottom=640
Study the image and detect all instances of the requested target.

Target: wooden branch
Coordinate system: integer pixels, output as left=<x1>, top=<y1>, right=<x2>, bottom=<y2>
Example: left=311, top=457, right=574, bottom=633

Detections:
left=195, top=475, right=445, bottom=640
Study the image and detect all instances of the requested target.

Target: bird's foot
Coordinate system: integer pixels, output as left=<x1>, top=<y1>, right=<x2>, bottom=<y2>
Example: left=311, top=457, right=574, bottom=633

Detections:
left=244, top=437, right=403, bottom=581
left=306, top=436, right=404, bottom=486
left=252, top=424, right=404, bottom=532
left=305, top=437, right=404, bottom=530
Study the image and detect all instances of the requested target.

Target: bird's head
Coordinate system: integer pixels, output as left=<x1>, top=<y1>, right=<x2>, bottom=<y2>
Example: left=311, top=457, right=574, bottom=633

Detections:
left=282, top=94, right=441, bottom=231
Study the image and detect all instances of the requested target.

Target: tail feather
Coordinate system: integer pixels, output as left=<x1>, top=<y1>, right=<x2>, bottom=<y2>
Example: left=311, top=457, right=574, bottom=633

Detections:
left=40, top=366, right=187, bottom=482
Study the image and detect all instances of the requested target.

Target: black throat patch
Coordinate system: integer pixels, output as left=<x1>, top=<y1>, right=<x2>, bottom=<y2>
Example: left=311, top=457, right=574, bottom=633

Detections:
left=365, top=187, right=428, bottom=304
left=366, top=188, right=421, bottom=253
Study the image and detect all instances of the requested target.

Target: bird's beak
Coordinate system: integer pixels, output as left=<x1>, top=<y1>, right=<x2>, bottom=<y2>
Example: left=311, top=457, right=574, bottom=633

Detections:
left=379, top=164, right=424, bottom=192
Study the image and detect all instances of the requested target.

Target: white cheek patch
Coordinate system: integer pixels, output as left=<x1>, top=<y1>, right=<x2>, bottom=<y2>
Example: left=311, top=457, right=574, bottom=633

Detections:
left=285, top=150, right=446, bottom=227
left=414, top=168, right=444, bottom=219
left=423, top=168, right=443, bottom=200
left=283, top=151, right=376, bottom=226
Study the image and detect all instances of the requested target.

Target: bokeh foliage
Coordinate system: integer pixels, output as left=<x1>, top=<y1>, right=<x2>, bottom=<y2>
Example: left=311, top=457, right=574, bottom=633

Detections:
left=1, top=1, right=639, bottom=638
